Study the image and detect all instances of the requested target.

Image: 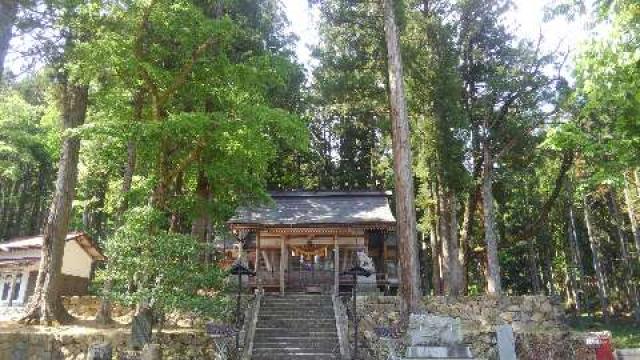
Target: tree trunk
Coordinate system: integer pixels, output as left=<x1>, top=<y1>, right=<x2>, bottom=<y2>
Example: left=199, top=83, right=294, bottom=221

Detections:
left=0, top=0, right=18, bottom=82
left=527, top=237, right=541, bottom=294
left=583, top=195, right=609, bottom=323
left=437, top=182, right=464, bottom=295
left=383, top=0, right=422, bottom=316
left=623, top=172, right=640, bottom=260
left=438, top=182, right=451, bottom=294
left=481, top=144, right=501, bottom=294
left=20, top=82, right=88, bottom=325
left=606, top=189, right=640, bottom=322
left=541, top=233, right=556, bottom=296
left=429, top=183, right=442, bottom=295
left=29, top=165, right=49, bottom=234
left=191, top=168, right=210, bottom=242
left=567, top=199, right=583, bottom=314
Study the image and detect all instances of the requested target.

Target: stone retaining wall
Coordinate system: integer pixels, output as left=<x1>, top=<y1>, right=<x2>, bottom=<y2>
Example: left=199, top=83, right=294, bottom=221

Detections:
left=348, top=295, right=596, bottom=360
left=0, top=328, right=230, bottom=360
left=62, top=296, right=131, bottom=319
left=62, top=296, right=219, bottom=328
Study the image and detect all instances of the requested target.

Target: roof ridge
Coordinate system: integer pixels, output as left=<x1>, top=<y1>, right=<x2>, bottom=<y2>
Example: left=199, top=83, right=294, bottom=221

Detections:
left=269, top=191, right=392, bottom=197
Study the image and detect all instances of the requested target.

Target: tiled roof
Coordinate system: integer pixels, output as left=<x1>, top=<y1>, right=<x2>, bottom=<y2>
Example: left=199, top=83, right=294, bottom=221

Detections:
left=0, top=232, right=105, bottom=260
left=228, top=191, right=396, bottom=227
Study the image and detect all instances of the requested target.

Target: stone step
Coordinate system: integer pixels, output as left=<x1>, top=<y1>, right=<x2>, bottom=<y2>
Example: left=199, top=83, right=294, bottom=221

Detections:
left=257, top=318, right=336, bottom=327
left=254, top=329, right=338, bottom=341
left=252, top=294, right=339, bottom=359
left=259, top=310, right=336, bottom=317
left=262, top=299, right=333, bottom=304
left=252, top=349, right=338, bottom=359
left=254, top=338, right=338, bottom=348
left=252, top=354, right=338, bottom=360
left=253, top=344, right=337, bottom=352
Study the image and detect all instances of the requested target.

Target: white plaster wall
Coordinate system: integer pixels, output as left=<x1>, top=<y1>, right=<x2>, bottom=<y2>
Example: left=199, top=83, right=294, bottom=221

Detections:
left=61, top=240, right=93, bottom=278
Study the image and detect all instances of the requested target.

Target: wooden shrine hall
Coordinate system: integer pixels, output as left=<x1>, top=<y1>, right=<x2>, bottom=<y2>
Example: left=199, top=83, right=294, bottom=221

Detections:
left=227, top=191, right=399, bottom=294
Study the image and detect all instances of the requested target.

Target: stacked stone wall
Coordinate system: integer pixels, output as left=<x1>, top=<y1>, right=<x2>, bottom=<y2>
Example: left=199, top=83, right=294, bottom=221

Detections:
left=348, top=295, right=596, bottom=360
left=0, top=328, right=229, bottom=360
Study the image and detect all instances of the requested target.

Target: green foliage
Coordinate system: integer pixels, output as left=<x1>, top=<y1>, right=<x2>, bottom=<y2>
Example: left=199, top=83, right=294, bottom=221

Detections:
left=100, top=206, right=229, bottom=316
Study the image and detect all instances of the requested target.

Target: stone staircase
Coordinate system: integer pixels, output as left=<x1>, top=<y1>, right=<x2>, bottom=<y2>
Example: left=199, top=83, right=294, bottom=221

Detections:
left=252, top=294, right=340, bottom=360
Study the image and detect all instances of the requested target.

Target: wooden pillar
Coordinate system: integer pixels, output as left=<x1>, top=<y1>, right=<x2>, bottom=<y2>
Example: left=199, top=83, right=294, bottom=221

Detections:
left=280, top=236, right=287, bottom=295
left=7, top=272, right=17, bottom=307
left=334, top=234, right=339, bottom=295
left=256, top=230, right=262, bottom=291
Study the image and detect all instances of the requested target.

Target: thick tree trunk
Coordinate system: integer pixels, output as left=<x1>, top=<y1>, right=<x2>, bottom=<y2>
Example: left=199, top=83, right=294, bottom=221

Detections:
left=439, top=188, right=464, bottom=295
left=438, top=183, right=451, bottom=294
left=0, top=0, right=18, bottom=82
left=583, top=195, right=610, bottom=323
left=606, top=189, right=640, bottom=322
left=481, top=145, right=501, bottom=294
left=383, top=0, right=422, bottom=316
left=623, top=172, right=640, bottom=260
left=460, top=185, right=480, bottom=294
left=20, top=82, right=88, bottom=325
left=428, top=183, right=442, bottom=295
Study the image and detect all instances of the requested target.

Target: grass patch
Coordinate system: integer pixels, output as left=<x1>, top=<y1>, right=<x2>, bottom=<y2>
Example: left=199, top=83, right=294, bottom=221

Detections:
left=568, top=315, right=640, bottom=348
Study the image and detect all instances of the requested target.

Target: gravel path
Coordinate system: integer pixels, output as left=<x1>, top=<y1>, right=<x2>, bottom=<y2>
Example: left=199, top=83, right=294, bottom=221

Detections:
left=0, top=306, right=25, bottom=322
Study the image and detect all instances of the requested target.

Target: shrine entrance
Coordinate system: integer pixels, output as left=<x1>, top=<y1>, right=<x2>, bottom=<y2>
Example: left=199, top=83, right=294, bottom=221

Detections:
left=287, top=242, right=335, bottom=293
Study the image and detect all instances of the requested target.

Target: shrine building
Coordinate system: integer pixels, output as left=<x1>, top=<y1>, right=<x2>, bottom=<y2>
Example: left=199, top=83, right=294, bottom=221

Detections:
left=227, top=191, right=399, bottom=294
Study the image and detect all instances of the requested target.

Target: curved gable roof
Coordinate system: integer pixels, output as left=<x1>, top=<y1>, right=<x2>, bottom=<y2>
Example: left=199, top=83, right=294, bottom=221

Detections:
left=228, top=191, right=396, bottom=228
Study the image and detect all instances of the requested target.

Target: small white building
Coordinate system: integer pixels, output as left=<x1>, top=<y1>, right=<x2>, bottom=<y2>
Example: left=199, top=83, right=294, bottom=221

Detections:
left=0, top=232, right=105, bottom=306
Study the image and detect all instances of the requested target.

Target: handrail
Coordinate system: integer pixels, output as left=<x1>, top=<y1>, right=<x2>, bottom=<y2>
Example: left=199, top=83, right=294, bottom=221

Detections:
left=241, top=290, right=262, bottom=360
left=332, top=294, right=352, bottom=360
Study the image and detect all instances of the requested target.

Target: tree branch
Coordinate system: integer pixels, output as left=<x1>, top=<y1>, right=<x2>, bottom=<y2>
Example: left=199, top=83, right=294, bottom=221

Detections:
left=512, top=150, right=575, bottom=242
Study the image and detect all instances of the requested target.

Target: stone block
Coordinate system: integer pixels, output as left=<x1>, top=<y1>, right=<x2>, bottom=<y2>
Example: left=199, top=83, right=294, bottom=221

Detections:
left=407, top=314, right=462, bottom=346
left=496, top=324, right=517, bottom=360
left=405, top=344, right=473, bottom=358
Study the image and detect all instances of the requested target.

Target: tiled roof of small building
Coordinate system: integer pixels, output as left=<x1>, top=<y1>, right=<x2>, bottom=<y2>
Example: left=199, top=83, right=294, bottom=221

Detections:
left=0, top=232, right=105, bottom=261
left=228, top=191, right=396, bottom=227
